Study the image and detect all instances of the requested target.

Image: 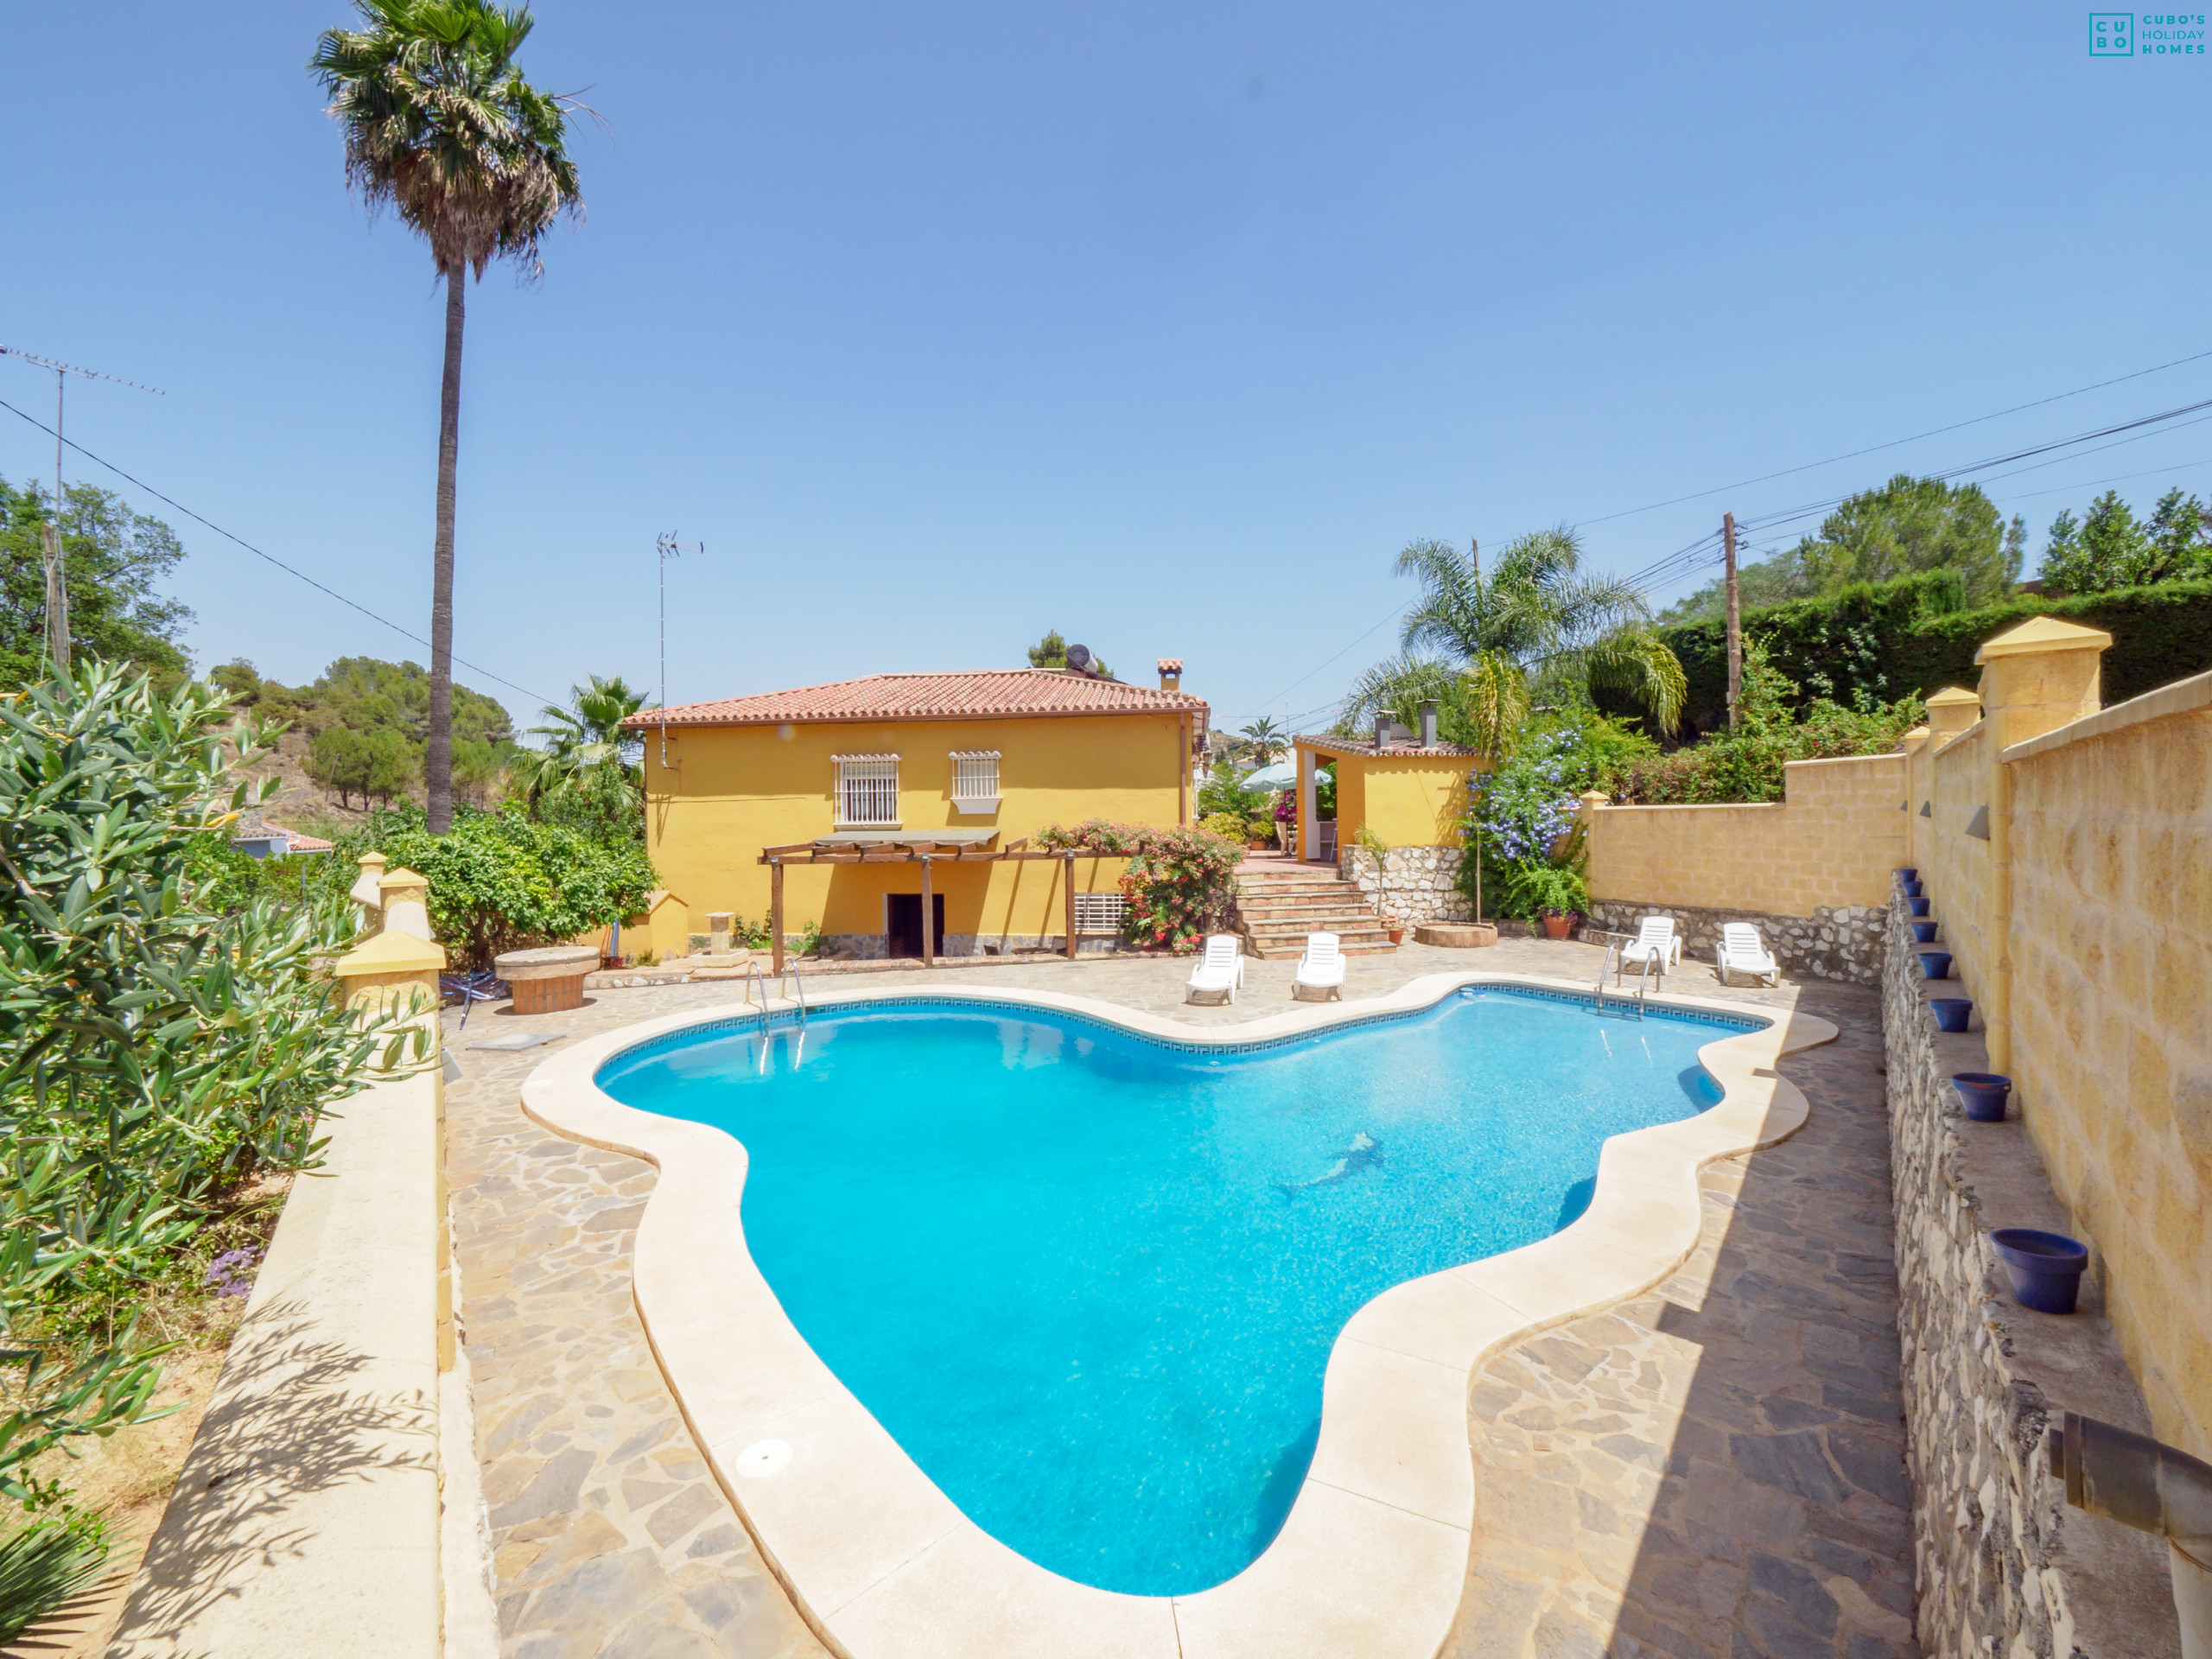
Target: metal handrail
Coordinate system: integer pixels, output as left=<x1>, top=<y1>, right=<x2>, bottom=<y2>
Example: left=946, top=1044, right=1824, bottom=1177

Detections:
left=1595, top=943, right=1618, bottom=1013
left=1635, top=950, right=1654, bottom=1017
left=779, top=962, right=810, bottom=1027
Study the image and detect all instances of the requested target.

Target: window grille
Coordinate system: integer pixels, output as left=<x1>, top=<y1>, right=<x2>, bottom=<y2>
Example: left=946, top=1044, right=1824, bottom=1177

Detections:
left=1073, top=893, right=1126, bottom=934
left=833, top=755, right=899, bottom=826
left=950, top=750, right=1001, bottom=810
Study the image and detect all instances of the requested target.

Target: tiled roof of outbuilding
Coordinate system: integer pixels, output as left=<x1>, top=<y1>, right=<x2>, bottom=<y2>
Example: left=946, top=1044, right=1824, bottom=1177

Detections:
left=621, top=670, right=1209, bottom=729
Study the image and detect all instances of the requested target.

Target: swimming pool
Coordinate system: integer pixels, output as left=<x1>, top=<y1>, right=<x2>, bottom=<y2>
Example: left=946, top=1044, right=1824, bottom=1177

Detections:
left=594, top=985, right=1763, bottom=1596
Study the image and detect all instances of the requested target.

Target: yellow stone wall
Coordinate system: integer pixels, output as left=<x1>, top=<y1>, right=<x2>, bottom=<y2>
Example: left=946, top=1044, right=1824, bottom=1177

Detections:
left=1583, top=753, right=1906, bottom=915
left=641, top=714, right=1186, bottom=943
left=1997, top=683, right=2212, bottom=1459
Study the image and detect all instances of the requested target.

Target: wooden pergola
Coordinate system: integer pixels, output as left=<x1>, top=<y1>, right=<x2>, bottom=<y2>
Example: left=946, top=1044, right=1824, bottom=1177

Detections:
left=754, top=834, right=1120, bottom=973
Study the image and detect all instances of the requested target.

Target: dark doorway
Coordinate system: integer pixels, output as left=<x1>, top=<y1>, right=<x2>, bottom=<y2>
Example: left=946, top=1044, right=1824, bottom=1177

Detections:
left=886, top=893, right=945, bottom=959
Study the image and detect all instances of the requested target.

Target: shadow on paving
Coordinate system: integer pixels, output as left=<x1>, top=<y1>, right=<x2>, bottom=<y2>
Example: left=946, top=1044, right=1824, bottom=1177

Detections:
left=1446, top=984, right=1922, bottom=1659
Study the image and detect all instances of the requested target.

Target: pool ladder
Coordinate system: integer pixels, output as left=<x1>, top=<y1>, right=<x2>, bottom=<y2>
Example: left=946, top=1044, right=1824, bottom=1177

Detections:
left=741, top=960, right=811, bottom=1034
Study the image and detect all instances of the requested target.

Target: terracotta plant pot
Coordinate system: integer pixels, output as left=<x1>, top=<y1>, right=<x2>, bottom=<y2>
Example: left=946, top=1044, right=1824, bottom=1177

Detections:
left=1248, top=840, right=1267, bottom=850
left=1541, top=914, right=1573, bottom=940
left=1386, top=926, right=1405, bottom=945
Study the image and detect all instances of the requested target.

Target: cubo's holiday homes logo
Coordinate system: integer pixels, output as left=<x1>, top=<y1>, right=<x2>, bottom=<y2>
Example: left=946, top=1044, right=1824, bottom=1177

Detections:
left=2092, top=11, right=2207, bottom=54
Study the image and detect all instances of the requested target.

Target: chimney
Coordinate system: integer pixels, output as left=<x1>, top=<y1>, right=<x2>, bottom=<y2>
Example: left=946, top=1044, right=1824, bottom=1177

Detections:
left=1158, top=657, right=1183, bottom=693
left=1418, top=700, right=1439, bottom=748
left=1374, top=712, right=1392, bottom=749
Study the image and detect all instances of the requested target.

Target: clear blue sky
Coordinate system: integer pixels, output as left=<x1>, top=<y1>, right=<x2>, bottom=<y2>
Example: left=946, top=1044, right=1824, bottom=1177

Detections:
left=5, top=2, right=2208, bottom=734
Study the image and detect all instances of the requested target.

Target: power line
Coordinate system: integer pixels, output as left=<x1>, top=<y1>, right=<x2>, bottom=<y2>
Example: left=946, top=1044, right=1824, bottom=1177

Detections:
left=0, top=393, right=555, bottom=709
left=1236, top=599, right=1414, bottom=721
left=1572, top=344, right=2212, bottom=529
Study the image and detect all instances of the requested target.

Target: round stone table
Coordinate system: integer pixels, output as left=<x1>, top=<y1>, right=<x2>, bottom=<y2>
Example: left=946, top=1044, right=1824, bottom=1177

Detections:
left=493, top=945, right=601, bottom=1014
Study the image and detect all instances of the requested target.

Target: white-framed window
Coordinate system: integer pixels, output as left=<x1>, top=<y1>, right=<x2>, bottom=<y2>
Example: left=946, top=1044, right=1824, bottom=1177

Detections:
left=1073, top=893, right=1126, bottom=935
left=950, top=750, right=1001, bottom=814
left=832, top=754, right=900, bottom=826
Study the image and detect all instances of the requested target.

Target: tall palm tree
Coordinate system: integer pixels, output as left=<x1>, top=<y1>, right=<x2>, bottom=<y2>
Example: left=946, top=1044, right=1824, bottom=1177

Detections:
left=520, top=673, right=648, bottom=807
left=1341, top=530, right=1686, bottom=755
left=311, top=1, right=583, bottom=833
left=1236, top=716, right=1287, bottom=766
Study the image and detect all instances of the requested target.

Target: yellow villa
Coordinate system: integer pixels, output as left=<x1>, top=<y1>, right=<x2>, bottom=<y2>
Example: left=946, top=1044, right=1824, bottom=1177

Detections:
left=620, top=659, right=1209, bottom=962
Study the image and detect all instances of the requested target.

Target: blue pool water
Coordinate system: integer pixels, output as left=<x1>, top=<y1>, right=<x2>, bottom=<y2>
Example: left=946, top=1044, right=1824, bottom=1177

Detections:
left=594, top=988, right=1757, bottom=1596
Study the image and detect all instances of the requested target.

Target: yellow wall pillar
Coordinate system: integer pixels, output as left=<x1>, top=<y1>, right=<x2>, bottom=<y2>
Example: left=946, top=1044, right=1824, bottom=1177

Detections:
left=1970, top=618, right=2111, bottom=1071
left=1897, top=728, right=1930, bottom=869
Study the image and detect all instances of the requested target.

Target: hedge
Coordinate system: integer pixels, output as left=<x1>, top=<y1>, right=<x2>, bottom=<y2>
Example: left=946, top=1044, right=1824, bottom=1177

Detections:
left=1634, top=571, right=2212, bottom=735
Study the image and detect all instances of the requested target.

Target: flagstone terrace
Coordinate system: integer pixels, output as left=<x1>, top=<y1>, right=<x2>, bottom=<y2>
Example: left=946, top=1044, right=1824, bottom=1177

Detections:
left=446, top=937, right=1915, bottom=1659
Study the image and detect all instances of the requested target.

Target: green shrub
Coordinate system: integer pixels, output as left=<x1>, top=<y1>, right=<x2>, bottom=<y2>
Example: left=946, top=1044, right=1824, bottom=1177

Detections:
left=1194, top=758, right=1266, bottom=821
left=0, top=662, right=419, bottom=1514
left=1034, top=819, right=1243, bottom=951
left=1645, top=570, right=2212, bottom=733
left=330, top=804, right=656, bottom=970
left=1198, top=811, right=1247, bottom=842
left=1502, top=860, right=1588, bottom=918
left=1612, top=639, right=1923, bottom=804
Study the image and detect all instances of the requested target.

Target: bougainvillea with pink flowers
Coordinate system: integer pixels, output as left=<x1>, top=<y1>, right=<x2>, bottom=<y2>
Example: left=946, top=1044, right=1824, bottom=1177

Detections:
left=1033, top=818, right=1243, bottom=951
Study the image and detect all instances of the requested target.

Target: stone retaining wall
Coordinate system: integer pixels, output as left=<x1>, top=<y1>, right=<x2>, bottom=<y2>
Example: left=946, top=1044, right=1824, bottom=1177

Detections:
left=1880, top=895, right=2181, bottom=1659
left=1338, top=846, right=1471, bottom=925
left=1587, top=899, right=1882, bottom=983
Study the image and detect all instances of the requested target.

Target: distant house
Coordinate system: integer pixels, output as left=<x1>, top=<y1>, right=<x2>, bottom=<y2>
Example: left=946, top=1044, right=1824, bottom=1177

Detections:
left=231, top=810, right=335, bottom=861
left=621, top=662, right=1207, bottom=959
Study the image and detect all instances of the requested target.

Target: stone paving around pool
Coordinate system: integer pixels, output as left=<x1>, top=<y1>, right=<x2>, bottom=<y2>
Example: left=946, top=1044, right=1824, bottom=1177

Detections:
left=443, top=937, right=1914, bottom=1657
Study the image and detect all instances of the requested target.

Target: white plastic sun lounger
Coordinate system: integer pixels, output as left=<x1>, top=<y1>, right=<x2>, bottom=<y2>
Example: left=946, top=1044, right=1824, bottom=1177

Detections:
left=1294, top=931, right=1346, bottom=1001
left=1185, top=933, right=1245, bottom=1003
left=1617, top=916, right=1681, bottom=986
left=1714, top=921, right=1779, bottom=987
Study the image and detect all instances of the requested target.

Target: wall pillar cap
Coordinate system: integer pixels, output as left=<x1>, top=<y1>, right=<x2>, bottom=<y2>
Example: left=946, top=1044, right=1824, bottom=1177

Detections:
left=347, top=851, right=388, bottom=910
left=1972, top=615, right=2113, bottom=664
left=1925, top=687, right=1982, bottom=709
left=332, top=930, right=447, bottom=976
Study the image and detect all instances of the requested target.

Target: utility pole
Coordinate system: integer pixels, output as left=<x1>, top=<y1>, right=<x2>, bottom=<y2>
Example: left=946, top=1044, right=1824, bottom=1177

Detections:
left=656, top=531, right=703, bottom=773
left=1723, top=511, right=1742, bottom=731
left=0, top=346, right=165, bottom=675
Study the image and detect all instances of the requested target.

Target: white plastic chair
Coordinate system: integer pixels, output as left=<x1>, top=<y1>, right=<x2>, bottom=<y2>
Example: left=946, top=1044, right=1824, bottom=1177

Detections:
left=1185, top=934, right=1246, bottom=1003
left=1714, top=922, right=1779, bottom=988
left=1294, top=931, right=1346, bottom=1001
left=1617, top=916, right=1681, bottom=985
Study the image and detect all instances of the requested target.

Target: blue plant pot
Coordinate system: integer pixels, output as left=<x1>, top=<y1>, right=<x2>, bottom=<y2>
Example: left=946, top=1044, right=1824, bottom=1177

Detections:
left=1902, top=879, right=1924, bottom=898
left=1908, top=898, right=1930, bottom=917
left=1895, top=867, right=1919, bottom=881
left=1991, top=1227, right=2088, bottom=1314
left=1920, top=951, right=1953, bottom=980
left=1953, top=1071, right=2012, bottom=1122
left=1910, top=922, right=1939, bottom=944
left=1930, top=997, right=1974, bottom=1033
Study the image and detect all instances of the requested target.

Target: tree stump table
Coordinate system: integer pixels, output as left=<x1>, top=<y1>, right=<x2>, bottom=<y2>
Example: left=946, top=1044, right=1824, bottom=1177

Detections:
left=493, top=945, right=601, bottom=1014
left=1414, top=922, right=1498, bottom=948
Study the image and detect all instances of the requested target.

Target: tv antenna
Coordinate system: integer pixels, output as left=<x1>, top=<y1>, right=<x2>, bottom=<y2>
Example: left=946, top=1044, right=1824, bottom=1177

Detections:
left=0, top=346, right=165, bottom=671
left=656, top=531, right=704, bottom=770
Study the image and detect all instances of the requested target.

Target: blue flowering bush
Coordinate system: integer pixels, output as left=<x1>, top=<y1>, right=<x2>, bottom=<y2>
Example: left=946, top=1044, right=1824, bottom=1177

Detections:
left=1461, top=721, right=1612, bottom=918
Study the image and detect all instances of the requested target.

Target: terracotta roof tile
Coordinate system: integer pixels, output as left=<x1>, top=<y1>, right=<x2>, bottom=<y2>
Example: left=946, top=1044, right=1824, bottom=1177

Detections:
left=1294, top=733, right=1484, bottom=760
left=257, top=821, right=335, bottom=852
left=622, top=670, right=1210, bottom=730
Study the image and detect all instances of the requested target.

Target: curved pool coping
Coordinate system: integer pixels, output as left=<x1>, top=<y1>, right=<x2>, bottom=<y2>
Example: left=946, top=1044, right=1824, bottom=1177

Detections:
left=519, top=972, right=1836, bottom=1659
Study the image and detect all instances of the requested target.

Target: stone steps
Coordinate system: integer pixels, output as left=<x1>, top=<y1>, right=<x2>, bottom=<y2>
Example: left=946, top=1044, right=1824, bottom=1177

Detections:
left=1235, top=864, right=1398, bottom=957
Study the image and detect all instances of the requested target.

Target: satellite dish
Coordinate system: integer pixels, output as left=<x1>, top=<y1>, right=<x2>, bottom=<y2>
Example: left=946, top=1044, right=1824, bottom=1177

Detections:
left=1065, top=643, right=1092, bottom=671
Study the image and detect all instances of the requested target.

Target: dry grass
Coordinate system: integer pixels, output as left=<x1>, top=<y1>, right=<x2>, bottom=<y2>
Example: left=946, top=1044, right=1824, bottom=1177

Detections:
left=9, top=1174, right=292, bottom=1656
